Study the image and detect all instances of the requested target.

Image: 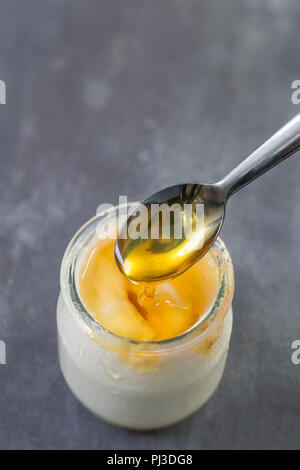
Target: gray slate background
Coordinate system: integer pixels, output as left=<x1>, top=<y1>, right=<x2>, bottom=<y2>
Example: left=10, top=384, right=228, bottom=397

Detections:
left=0, top=0, right=300, bottom=450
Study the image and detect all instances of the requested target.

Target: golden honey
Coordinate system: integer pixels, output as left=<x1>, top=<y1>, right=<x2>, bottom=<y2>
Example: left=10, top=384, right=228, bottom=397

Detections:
left=79, top=235, right=219, bottom=341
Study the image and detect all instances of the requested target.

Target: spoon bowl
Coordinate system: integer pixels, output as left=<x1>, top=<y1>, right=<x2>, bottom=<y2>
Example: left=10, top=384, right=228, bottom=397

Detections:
left=115, top=183, right=226, bottom=281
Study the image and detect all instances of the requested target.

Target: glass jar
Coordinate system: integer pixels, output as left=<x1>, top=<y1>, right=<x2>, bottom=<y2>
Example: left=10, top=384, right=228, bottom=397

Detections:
left=57, top=203, right=234, bottom=430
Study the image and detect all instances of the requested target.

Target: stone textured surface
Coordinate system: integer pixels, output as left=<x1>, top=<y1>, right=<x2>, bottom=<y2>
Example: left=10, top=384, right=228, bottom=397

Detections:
left=0, top=0, right=300, bottom=450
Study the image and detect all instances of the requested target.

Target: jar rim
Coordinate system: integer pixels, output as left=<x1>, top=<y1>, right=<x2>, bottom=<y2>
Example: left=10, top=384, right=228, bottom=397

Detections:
left=60, top=202, right=234, bottom=354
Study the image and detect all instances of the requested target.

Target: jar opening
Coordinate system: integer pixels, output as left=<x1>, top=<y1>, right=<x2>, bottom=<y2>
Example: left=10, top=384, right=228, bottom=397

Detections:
left=60, top=203, right=234, bottom=354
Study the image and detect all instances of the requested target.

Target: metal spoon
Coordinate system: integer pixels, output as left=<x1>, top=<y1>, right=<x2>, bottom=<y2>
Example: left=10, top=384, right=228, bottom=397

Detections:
left=115, top=115, right=300, bottom=282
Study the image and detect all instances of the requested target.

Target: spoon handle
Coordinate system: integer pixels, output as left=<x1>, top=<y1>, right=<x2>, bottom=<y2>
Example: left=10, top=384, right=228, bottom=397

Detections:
left=218, top=114, right=300, bottom=197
